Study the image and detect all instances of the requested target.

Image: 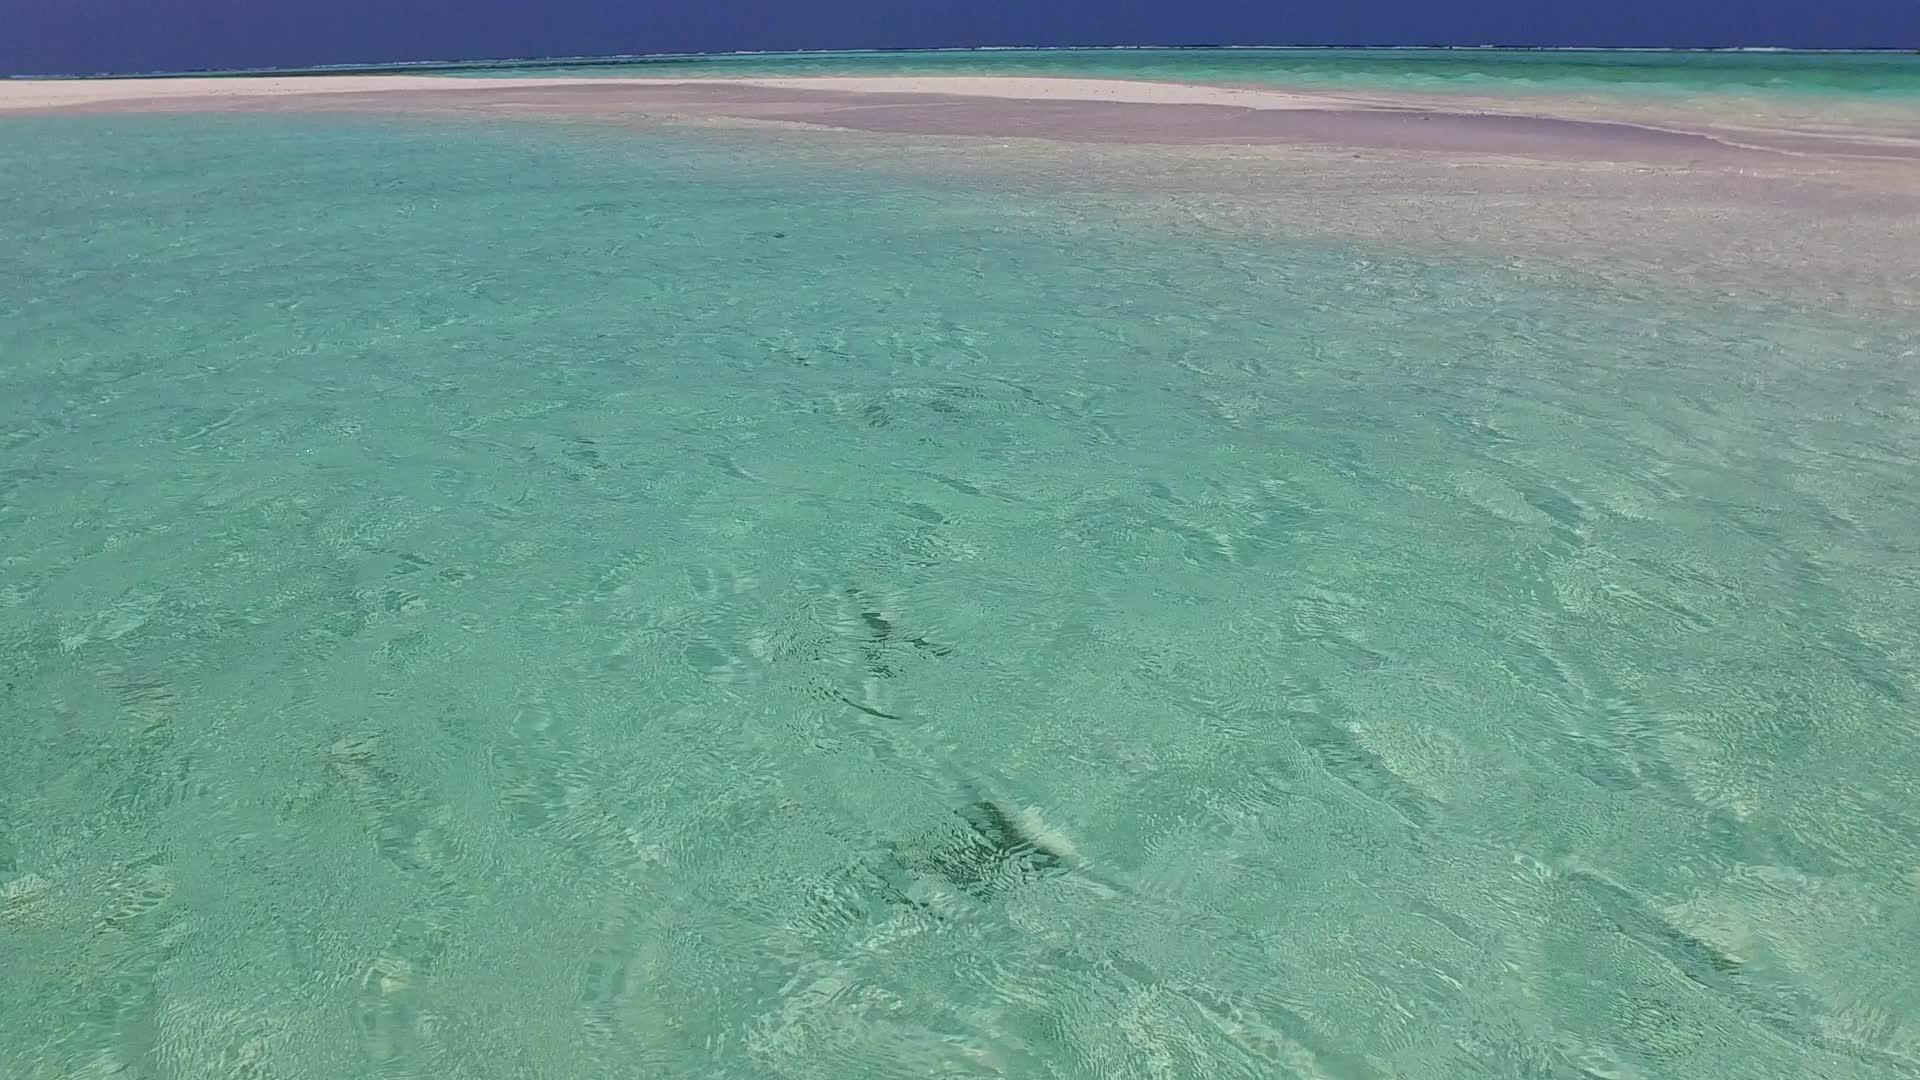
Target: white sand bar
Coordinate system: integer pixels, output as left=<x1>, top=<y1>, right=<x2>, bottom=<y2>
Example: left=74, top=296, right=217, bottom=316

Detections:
left=0, top=74, right=1356, bottom=113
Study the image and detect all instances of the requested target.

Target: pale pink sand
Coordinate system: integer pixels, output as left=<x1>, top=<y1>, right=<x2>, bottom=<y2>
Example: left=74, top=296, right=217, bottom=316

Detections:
left=6, top=73, right=1913, bottom=167
left=4, top=72, right=1913, bottom=309
left=0, top=74, right=1352, bottom=114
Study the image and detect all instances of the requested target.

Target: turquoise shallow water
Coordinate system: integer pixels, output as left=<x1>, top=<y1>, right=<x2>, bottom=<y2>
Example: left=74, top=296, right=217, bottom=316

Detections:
left=455, top=47, right=1920, bottom=99
left=4, top=115, right=1920, bottom=1078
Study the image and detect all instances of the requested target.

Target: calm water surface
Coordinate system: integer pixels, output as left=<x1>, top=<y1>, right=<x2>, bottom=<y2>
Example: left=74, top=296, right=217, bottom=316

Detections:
left=3, top=115, right=1918, bottom=1078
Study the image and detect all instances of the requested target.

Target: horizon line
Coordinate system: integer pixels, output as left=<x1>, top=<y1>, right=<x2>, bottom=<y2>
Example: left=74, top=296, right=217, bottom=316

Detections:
left=10, top=42, right=1918, bottom=82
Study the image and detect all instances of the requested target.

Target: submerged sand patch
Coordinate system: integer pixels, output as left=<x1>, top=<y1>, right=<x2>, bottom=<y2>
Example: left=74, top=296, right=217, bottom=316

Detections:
left=5, top=73, right=1915, bottom=164
left=6, top=72, right=1916, bottom=311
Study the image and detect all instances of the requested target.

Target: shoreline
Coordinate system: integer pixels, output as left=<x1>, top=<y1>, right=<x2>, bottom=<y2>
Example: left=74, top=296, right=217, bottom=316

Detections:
left=4, top=74, right=1917, bottom=168
left=6, top=72, right=1915, bottom=311
left=0, top=74, right=1368, bottom=113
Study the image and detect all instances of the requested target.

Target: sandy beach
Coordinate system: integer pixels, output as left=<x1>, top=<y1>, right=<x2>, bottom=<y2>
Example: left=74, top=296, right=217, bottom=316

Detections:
left=0, top=74, right=1351, bottom=113
left=5, top=73, right=1917, bottom=166
left=7, top=71, right=1916, bottom=308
